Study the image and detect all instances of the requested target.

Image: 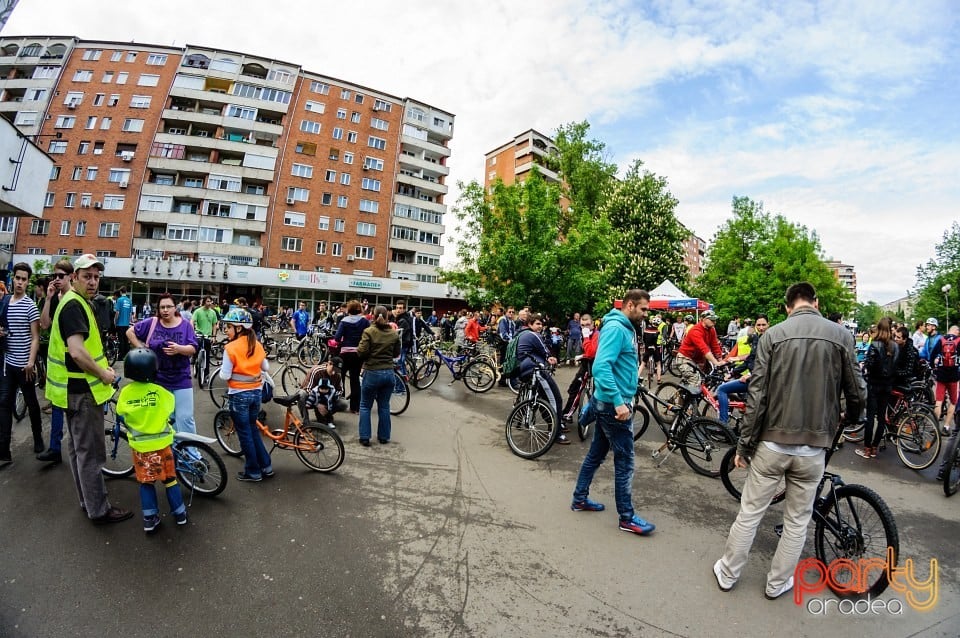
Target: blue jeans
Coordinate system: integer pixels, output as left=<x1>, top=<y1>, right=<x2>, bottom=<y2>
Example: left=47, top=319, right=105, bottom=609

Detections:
left=172, top=387, right=197, bottom=435
left=572, top=399, right=635, bottom=520
left=229, top=389, right=272, bottom=479
left=359, top=369, right=394, bottom=442
left=717, top=379, right=748, bottom=424
left=139, top=459, right=186, bottom=518
left=49, top=407, right=65, bottom=452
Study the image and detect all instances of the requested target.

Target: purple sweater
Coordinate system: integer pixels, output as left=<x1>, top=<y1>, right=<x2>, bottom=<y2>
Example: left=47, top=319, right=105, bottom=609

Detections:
left=132, top=317, right=199, bottom=390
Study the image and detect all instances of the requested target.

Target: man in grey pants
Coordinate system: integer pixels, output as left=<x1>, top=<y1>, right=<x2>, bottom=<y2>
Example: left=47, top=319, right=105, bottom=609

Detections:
left=713, top=282, right=865, bottom=599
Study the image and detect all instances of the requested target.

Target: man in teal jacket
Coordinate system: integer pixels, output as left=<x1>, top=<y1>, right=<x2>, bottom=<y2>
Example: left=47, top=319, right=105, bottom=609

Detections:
left=571, top=289, right=656, bottom=535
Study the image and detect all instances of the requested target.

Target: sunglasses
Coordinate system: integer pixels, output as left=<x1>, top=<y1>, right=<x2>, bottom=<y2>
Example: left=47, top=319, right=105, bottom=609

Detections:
left=54, top=273, right=68, bottom=279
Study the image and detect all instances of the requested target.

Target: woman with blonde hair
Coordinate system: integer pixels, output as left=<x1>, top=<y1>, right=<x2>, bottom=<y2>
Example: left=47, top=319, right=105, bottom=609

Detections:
left=357, top=305, right=400, bottom=446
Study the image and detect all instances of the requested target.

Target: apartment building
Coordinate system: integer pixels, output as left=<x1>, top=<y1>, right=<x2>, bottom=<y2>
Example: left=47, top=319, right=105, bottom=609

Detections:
left=680, top=226, right=706, bottom=282
left=0, top=36, right=455, bottom=311
left=483, top=128, right=560, bottom=190
left=826, top=259, right=857, bottom=300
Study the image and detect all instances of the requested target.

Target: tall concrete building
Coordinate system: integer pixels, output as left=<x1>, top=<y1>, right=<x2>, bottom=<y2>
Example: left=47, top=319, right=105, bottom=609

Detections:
left=826, top=259, right=857, bottom=300
left=0, top=36, right=454, bottom=311
left=483, top=129, right=560, bottom=190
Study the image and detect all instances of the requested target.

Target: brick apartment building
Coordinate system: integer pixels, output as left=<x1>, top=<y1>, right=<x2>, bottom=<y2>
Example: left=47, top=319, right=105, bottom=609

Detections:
left=0, top=36, right=456, bottom=312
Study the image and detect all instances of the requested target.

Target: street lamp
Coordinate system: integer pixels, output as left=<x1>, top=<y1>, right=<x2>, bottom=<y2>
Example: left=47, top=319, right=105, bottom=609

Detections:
left=943, top=283, right=952, bottom=327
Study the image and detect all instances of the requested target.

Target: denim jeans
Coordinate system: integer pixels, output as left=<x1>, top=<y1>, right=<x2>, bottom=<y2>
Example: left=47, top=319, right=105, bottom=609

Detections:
left=172, top=387, right=197, bottom=436
left=49, top=407, right=65, bottom=452
left=359, top=368, right=394, bottom=442
left=717, top=379, right=748, bottom=424
left=0, top=362, right=44, bottom=458
left=229, top=389, right=272, bottom=479
left=572, top=399, right=635, bottom=520
left=139, top=474, right=186, bottom=518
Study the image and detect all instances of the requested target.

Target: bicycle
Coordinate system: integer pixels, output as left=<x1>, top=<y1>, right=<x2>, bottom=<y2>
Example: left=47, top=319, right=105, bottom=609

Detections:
left=213, top=391, right=344, bottom=473
left=718, top=423, right=899, bottom=598
left=942, top=429, right=960, bottom=497
left=13, top=357, right=46, bottom=422
left=342, top=365, right=411, bottom=416
left=102, top=395, right=228, bottom=498
left=842, top=386, right=941, bottom=470
left=194, top=335, right=211, bottom=388
left=505, top=364, right=560, bottom=460
left=632, top=381, right=737, bottom=477
left=103, top=332, right=120, bottom=366
left=559, top=357, right=594, bottom=441
left=411, top=343, right=497, bottom=393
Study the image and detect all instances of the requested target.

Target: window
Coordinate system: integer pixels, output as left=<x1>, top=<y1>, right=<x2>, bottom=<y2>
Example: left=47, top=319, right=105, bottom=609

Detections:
left=300, top=120, right=321, bottom=134
left=329, top=148, right=339, bottom=161
left=340, top=173, right=351, bottom=185
left=82, top=49, right=102, bottom=61
left=108, top=168, right=131, bottom=183
left=116, top=72, right=128, bottom=85
left=347, top=131, right=358, bottom=143
left=368, top=136, right=387, bottom=150
left=363, top=157, right=384, bottom=171
left=126, top=52, right=137, bottom=62
left=334, top=218, right=345, bottom=233
left=130, top=95, right=151, bottom=109
left=295, top=141, right=317, bottom=156
left=433, top=117, right=445, bottom=128
left=48, top=141, right=67, bottom=154
left=205, top=201, right=231, bottom=217
left=318, top=215, right=330, bottom=230
left=268, top=68, right=294, bottom=83
left=371, top=117, right=389, bottom=131
left=78, top=141, right=90, bottom=155
left=340, top=89, right=351, bottom=100
left=100, top=117, right=112, bottom=130
left=103, top=195, right=125, bottom=210
left=86, top=166, right=98, bottom=180
left=146, top=53, right=167, bottom=65
left=321, top=193, right=332, bottom=206
left=65, top=193, right=77, bottom=208
left=343, top=152, right=354, bottom=165
left=95, top=250, right=117, bottom=258
left=137, top=73, right=160, bottom=87
left=94, top=141, right=105, bottom=153
left=64, top=91, right=84, bottom=106
left=291, top=163, right=313, bottom=178
left=324, top=170, right=336, bottom=183
left=167, top=226, right=197, bottom=241
left=310, top=81, right=330, bottom=95
left=357, top=222, right=376, bottom=236
left=73, top=70, right=93, bottom=82
left=14, top=111, right=38, bottom=127
left=111, top=51, right=122, bottom=61
left=284, top=212, right=306, bottom=227
left=336, top=108, right=346, bottom=120
left=355, top=246, right=375, bottom=260
left=81, top=193, right=92, bottom=208
left=281, top=237, right=302, bottom=252
left=109, top=94, right=120, bottom=106
left=277, top=262, right=301, bottom=271
left=55, top=116, right=75, bottom=129
left=287, top=187, right=309, bottom=202
left=331, top=243, right=343, bottom=257
left=76, top=220, right=86, bottom=236
left=102, top=71, right=113, bottom=83
left=354, top=93, right=364, bottom=104
left=99, top=223, right=120, bottom=238
left=315, top=240, right=327, bottom=255
left=332, top=127, right=343, bottom=140
left=337, top=195, right=348, bottom=208
left=71, top=166, right=82, bottom=180
left=207, top=175, right=242, bottom=192
left=122, top=118, right=145, bottom=132
left=86, top=116, right=97, bottom=129
left=44, top=193, right=55, bottom=207
left=226, top=105, right=256, bottom=120
left=373, top=99, right=392, bottom=112
left=183, top=177, right=202, bottom=187
left=305, top=101, right=325, bottom=114
left=0, top=217, right=15, bottom=233
left=30, top=220, right=50, bottom=235
left=95, top=93, right=106, bottom=106
left=199, top=228, right=225, bottom=243
left=359, top=199, right=379, bottom=213
left=361, top=178, right=381, bottom=192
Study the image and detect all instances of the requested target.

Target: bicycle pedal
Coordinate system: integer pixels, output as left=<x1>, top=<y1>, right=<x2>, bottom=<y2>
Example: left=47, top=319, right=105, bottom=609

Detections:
left=773, top=524, right=783, bottom=538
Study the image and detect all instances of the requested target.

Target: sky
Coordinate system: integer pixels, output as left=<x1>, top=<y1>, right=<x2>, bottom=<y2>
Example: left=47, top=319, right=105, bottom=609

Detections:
left=4, top=0, right=958, bottom=304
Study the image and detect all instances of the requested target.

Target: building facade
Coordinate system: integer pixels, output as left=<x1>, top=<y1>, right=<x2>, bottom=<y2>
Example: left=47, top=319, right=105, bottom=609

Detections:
left=483, top=129, right=560, bottom=190
left=826, top=259, right=858, bottom=301
left=0, top=36, right=455, bottom=312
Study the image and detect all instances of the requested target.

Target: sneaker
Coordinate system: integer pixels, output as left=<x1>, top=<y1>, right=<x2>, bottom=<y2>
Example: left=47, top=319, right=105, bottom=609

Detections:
left=561, top=414, right=573, bottom=425
left=765, top=575, right=795, bottom=600
left=713, top=560, right=735, bottom=592
left=262, top=469, right=276, bottom=479
left=619, top=515, right=655, bottom=535
left=36, top=449, right=62, bottom=463
left=143, top=514, right=161, bottom=533
left=91, top=506, right=133, bottom=525
left=236, top=472, right=262, bottom=482
left=571, top=498, right=605, bottom=512
left=556, top=434, right=571, bottom=445
left=174, top=511, right=188, bottom=526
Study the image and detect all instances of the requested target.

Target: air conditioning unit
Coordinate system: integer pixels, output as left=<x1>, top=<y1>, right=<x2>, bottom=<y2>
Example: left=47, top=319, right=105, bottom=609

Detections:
left=119, top=181, right=129, bottom=189
left=286, top=197, right=296, bottom=205
left=93, top=149, right=103, bottom=155
left=67, top=103, right=76, bottom=110
left=346, top=255, right=356, bottom=262
left=121, top=152, right=134, bottom=161
left=94, top=202, right=102, bottom=209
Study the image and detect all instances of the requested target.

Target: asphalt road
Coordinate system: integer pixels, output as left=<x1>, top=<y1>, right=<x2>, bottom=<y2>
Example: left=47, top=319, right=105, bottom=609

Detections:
left=1, top=365, right=958, bottom=637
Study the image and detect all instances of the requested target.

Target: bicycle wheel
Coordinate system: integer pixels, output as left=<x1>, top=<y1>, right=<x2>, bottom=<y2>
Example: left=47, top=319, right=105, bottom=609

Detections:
left=207, top=368, right=228, bottom=409
left=35, top=358, right=47, bottom=389
left=719, top=447, right=786, bottom=504
left=275, top=343, right=290, bottom=365
left=631, top=404, right=650, bottom=440
left=813, top=483, right=899, bottom=597
left=294, top=423, right=345, bottom=472
left=14, top=388, right=26, bottom=422
left=391, top=371, right=410, bottom=415
left=942, top=432, right=960, bottom=497
left=462, top=360, right=496, bottom=393
left=281, top=364, right=309, bottom=394
left=297, top=344, right=324, bottom=367
left=210, top=341, right=224, bottom=366
left=842, top=420, right=865, bottom=443
left=195, top=349, right=208, bottom=388
left=175, top=440, right=227, bottom=496
left=894, top=409, right=940, bottom=470
left=412, top=358, right=441, bottom=390
left=577, top=378, right=595, bottom=441
left=505, top=399, right=558, bottom=460
left=213, top=409, right=243, bottom=457
left=105, top=338, right=119, bottom=366
left=654, top=382, right=686, bottom=418
left=102, top=404, right=134, bottom=477
left=506, top=374, right=520, bottom=394
left=678, top=417, right=735, bottom=477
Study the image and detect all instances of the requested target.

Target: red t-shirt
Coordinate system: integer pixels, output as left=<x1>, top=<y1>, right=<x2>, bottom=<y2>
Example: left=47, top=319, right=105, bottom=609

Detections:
left=678, top=322, right=722, bottom=364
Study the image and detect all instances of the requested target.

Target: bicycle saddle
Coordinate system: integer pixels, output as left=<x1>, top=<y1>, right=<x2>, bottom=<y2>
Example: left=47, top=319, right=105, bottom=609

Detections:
left=273, top=390, right=307, bottom=407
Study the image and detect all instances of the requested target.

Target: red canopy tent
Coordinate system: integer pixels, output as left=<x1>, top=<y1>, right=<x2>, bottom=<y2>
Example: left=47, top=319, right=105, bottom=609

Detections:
left=647, top=280, right=711, bottom=312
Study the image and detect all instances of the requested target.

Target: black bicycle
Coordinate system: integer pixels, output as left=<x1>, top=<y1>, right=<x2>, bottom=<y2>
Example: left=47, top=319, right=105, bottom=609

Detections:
left=719, top=424, right=899, bottom=598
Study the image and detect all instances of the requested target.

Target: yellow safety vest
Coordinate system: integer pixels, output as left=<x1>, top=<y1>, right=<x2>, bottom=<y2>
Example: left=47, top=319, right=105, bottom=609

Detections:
left=45, top=289, right=113, bottom=408
left=736, top=332, right=753, bottom=359
left=116, top=382, right=175, bottom=453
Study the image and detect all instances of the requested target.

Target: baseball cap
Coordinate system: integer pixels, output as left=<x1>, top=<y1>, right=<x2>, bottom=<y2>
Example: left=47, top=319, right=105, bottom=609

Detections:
left=73, top=253, right=105, bottom=271
left=925, top=317, right=939, bottom=327
left=702, top=310, right=718, bottom=321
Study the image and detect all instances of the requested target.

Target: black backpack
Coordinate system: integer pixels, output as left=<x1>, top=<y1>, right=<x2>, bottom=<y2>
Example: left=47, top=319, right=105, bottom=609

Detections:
left=871, top=342, right=898, bottom=381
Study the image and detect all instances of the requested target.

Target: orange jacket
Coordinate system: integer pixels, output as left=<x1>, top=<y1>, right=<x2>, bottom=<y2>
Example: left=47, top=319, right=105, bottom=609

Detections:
left=225, top=338, right=266, bottom=391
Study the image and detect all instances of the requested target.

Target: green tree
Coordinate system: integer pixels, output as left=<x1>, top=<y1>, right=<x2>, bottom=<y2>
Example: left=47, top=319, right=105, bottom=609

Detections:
left=548, top=121, right=618, bottom=235
left=853, top=301, right=883, bottom=331
left=441, top=169, right=612, bottom=317
left=911, top=222, right=960, bottom=327
left=602, top=160, right=688, bottom=299
left=694, top=196, right=852, bottom=323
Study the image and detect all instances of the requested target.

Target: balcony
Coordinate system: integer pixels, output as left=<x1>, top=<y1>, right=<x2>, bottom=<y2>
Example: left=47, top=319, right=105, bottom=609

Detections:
left=397, top=153, right=449, bottom=176
left=393, top=193, right=445, bottom=214
left=154, top=132, right=280, bottom=156
left=146, top=157, right=275, bottom=182
left=396, top=173, right=448, bottom=196
left=514, top=161, right=560, bottom=183
left=400, top=134, right=451, bottom=158
left=140, top=182, right=270, bottom=209
left=168, top=86, right=290, bottom=114
left=161, top=109, right=284, bottom=137
left=133, top=237, right=263, bottom=259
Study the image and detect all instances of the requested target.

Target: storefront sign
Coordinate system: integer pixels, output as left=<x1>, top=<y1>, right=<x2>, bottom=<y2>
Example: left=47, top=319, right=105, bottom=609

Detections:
left=349, top=279, right=382, bottom=290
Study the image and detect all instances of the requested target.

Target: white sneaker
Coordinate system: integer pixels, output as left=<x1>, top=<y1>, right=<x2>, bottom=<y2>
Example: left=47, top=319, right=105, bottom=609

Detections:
left=713, top=560, right=735, bottom=592
left=765, top=575, right=794, bottom=600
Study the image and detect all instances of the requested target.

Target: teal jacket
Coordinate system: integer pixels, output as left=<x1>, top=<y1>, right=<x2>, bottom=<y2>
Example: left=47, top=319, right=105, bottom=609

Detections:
left=592, top=309, right=639, bottom=407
